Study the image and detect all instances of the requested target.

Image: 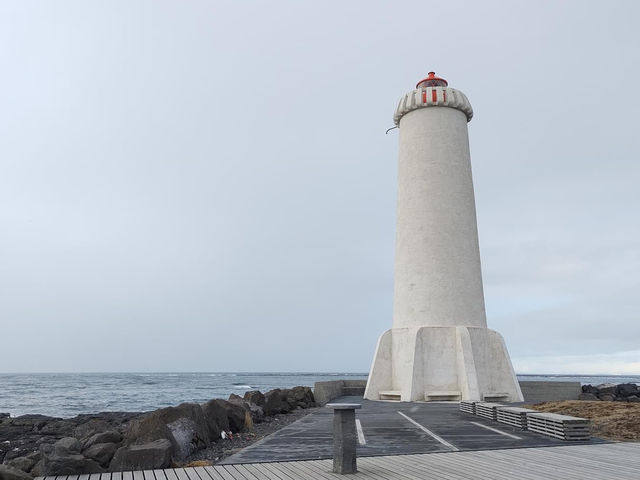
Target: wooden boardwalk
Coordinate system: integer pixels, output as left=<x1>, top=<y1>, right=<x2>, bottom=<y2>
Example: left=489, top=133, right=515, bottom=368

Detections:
left=38, top=442, right=640, bottom=480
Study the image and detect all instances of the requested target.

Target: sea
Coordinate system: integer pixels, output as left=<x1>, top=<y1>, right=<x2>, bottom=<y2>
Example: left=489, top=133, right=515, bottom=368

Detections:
left=1, top=372, right=639, bottom=419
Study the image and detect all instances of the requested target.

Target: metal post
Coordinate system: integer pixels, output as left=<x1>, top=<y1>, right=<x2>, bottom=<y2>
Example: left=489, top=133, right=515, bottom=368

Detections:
left=326, top=403, right=361, bottom=474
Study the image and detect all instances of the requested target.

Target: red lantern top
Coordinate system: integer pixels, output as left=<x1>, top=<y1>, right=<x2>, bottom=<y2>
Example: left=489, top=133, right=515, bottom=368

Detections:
left=416, top=72, right=448, bottom=89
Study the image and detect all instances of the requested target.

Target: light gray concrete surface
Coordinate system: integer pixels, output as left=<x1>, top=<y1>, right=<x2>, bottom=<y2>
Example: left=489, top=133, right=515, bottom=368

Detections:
left=365, top=78, right=522, bottom=403
left=315, top=380, right=367, bottom=405
left=327, top=403, right=361, bottom=474
left=519, top=381, right=581, bottom=403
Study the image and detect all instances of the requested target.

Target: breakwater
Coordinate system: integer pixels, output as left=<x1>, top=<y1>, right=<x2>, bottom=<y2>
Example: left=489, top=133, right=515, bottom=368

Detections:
left=0, top=387, right=314, bottom=479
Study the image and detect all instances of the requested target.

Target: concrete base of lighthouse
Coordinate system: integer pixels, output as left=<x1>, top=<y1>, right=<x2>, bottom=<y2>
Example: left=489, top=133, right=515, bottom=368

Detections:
left=364, top=326, right=524, bottom=402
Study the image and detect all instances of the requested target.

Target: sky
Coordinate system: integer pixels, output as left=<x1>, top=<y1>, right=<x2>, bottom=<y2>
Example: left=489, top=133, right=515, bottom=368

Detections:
left=1, top=0, right=639, bottom=375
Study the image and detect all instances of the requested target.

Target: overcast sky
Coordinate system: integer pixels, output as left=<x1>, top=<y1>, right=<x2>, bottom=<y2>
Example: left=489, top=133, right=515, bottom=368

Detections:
left=1, top=1, right=639, bottom=375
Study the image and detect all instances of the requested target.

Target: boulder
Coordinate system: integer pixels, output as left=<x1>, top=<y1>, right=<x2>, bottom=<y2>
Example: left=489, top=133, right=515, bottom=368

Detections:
left=7, top=415, right=51, bottom=430
left=124, top=403, right=209, bottom=461
left=596, top=383, right=617, bottom=395
left=53, top=437, right=81, bottom=455
left=5, top=454, right=39, bottom=474
left=243, top=391, right=265, bottom=408
left=124, top=415, right=173, bottom=445
left=41, top=451, right=103, bottom=476
left=250, top=405, right=264, bottom=424
left=0, top=414, right=9, bottom=420
left=83, top=430, right=122, bottom=449
left=73, top=419, right=111, bottom=440
left=228, top=393, right=245, bottom=404
left=290, top=386, right=315, bottom=408
left=36, top=437, right=56, bottom=447
left=38, top=420, right=75, bottom=437
left=212, top=400, right=245, bottom=432
left=109, top=439, right=172, bottom=471
left=83, top=443, right=118, bottom=467
left=582, top=384, right=598, bottom=394
left=627, top=395, right=640, bottom=403
left=166, top=418, right=202, bottom=460
left=598, top=394, right=616, bottom=402
left=616, top=383, right=639, bottom=397
left=30, top=460, right=45, bottom=477
left=36, top=437, right=102, bottom=475
left=263, top=389, right=283, bottom=416
left=279, top=390, right=293, bottom=413
left=201, top=400, right=229, bottom=440
left=283, top=386, right=315, bottom=410
left=578, top=393, right=599, bottom=401
left=228, top=395, right=264, bottom=424
left=2, top=450, right=31, bottom=464
left=0, top=465, right=32, bottom=480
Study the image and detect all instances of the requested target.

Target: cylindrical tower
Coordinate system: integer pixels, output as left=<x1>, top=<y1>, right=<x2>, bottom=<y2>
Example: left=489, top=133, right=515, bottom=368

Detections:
left=393, top=72, right=486, bottom=329
left=364, top=73, right=523, bottom=403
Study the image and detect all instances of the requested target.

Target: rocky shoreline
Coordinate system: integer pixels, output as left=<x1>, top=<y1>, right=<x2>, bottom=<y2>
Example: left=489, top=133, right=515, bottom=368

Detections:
left=579, top=383, right=640, bottom=402
left=0, top=387, right=315, bottom=480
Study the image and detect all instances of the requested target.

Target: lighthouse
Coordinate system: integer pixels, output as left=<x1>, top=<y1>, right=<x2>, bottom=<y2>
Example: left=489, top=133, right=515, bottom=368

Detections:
left=364, top=73, right=523, bottom=402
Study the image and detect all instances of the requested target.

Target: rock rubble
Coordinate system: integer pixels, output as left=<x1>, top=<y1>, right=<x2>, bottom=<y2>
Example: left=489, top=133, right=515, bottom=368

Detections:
left=579, top=383, right=640, bottom=402
left=0, top=387, right=315, bottom=477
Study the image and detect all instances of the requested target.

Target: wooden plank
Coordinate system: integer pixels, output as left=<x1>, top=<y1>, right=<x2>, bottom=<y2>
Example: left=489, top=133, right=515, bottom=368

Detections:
left=163, top=470, right=180, bottom=480
left=271, top=461, right=328, bottom=480
left=172, top=469, right=192, bottom=480
left=498, top=446, right=639, bottom=477
left=438, top=451, right=543, bottom=480
left=386, top=451, right=524, bottom=480
left=122, top=471, right=134, bottom=480
left=112, top=472, right=123, bottom=480
left=251, top=463, right=293, bottom=480
left=217, top=465, right=248, bottom=480
left=242, top=463, right=281, bottom=480
left=153, top=470, right=167, bottom=480
left=291, top=461, right=343, bottom=480
left=132, top=471, right=145, bottom=480
left=363, top=455, right=439, bottom=480
left=229, top=465, right=262, bottom=480
left=363, top=455, right=459, bottom=480
left=142, top=470, right=156, bottom=480
left=227, top=465, right=262, bottom=480
left=202, top=466, right=228, bottom=480
left=191, top=467, right=214, bottom=480
left=467, top=448, right=597, bottom=480
left=182, top=468, right=202, bottom=480
left=277, top=460, right=336, bottom=480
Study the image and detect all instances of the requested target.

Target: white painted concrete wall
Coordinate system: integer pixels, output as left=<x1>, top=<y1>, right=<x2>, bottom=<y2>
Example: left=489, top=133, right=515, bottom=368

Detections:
left=393, top=104, right=486, bottom=329
left=364, top=84, right=523, bottom=403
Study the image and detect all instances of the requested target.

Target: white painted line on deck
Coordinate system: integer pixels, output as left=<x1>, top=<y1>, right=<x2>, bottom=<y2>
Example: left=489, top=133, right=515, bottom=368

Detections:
left=397, top=411, right=459, bottom=451
left=355, top=419, right=366, bottom=445
left=470, top=421, right=522, bottom=440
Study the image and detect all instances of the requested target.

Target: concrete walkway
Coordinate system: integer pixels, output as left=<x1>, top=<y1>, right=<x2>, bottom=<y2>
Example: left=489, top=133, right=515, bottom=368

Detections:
left=222, top=396, right=604, bottom=464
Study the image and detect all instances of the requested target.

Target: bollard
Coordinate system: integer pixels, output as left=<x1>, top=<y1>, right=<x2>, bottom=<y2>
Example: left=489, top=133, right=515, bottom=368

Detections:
left=326, top=403, right=361, bottom=474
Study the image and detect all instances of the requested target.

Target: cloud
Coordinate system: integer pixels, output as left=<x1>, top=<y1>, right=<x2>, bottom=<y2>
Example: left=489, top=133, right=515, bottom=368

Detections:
left=514, top=350, right=640, bottom=376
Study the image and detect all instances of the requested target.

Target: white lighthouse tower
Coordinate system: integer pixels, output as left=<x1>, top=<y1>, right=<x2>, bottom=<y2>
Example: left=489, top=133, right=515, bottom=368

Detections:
left=364, top=73, right=523, bottom=402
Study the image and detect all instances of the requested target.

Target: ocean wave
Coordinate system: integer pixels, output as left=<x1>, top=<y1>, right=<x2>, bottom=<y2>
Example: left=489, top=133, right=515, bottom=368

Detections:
left=0, top=372, right=369, bottom=417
